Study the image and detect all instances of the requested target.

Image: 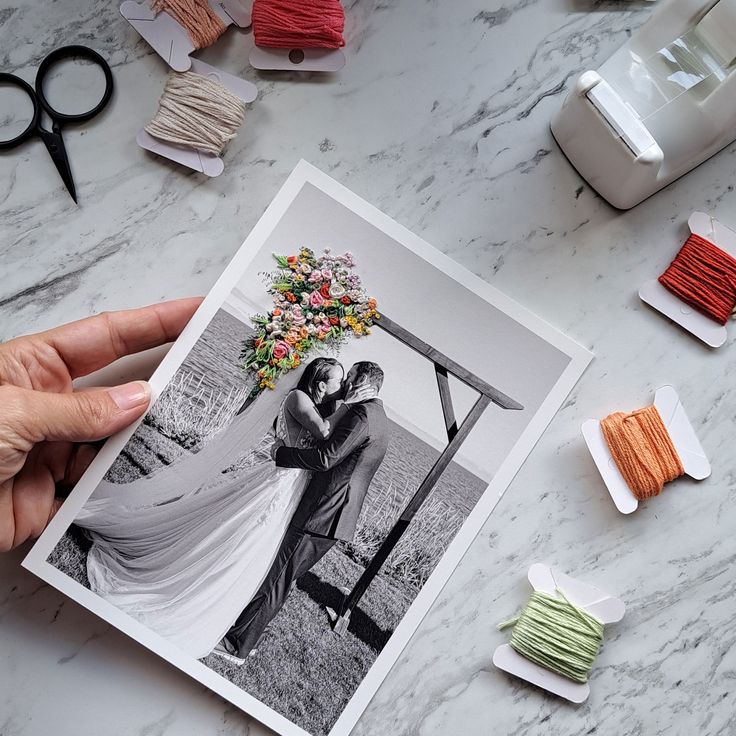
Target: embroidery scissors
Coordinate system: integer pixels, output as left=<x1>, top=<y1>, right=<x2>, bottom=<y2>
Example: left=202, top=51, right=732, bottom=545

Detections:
left=0, top=45, right=114, bottom=203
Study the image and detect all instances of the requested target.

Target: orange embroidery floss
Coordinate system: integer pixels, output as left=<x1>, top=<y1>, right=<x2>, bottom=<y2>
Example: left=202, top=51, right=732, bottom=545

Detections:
left=658, top=233, right=736, bottom=325
left=151, top=0, right=227, bottom=49
left=600, top=405, right=684, bottom=500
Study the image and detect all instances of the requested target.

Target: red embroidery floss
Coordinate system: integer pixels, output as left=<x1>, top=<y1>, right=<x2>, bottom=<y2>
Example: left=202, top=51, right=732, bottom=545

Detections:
left=658, top=233, right=736, bottom=325
left=252, top=0, right=346, bottom=49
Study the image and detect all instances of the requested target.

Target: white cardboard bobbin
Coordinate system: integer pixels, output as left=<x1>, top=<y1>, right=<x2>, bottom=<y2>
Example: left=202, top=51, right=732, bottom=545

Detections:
left=137, top=58, right=257, bottom=177
left=120, top=0, right=253, bottom=72
left=493, top=563, right=625, bottom=704
left=639, top=211, right=736, bottom=348
left=249, top=46, right=346, bottom=72
left=582, top=385, right=710, bottom=515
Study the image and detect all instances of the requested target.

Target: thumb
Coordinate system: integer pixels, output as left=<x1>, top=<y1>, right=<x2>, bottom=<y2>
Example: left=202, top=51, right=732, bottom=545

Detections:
left=9, top=381, right=152, bottom=444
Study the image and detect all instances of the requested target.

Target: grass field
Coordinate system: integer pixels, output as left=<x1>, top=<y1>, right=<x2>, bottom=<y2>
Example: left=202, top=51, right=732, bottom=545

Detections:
left=48, top=307, right=489, bottom=735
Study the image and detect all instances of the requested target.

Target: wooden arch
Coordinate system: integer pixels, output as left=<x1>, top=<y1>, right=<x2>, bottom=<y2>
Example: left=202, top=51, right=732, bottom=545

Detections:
left=327, top=314, right=523, bottom=635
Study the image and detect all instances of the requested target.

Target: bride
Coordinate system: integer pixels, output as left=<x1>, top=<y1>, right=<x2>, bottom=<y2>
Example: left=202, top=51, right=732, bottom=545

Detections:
left=74, top=357, right=370, bottom=659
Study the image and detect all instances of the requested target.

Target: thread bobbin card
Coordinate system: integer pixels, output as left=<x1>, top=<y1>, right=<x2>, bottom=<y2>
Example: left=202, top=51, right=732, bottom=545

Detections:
left=639, top=211, right=736, bottom=348
left=582, top=385, right=710, bottom=514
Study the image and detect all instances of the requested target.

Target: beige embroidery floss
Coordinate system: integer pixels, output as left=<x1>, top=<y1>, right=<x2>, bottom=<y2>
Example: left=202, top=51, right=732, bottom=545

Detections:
left=145, top=72, right=246, bottom=156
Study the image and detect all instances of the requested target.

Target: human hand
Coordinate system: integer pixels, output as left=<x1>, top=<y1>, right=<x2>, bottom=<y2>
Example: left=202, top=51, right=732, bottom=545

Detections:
left=270, top=439, right=285, bottom=461
left=343, top=379, right=374, bottom=405
left=0, top=297, right=202, bottom=551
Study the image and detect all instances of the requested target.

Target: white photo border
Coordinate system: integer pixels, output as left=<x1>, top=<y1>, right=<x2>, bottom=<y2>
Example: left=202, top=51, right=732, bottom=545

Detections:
left=23, top=160, right=592, bottom=736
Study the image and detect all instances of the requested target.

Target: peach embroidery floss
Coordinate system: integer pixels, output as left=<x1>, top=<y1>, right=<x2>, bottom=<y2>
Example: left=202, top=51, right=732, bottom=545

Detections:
left=600, top=405, right=684, bottom=500
left=151, top=0, right=227, bottom=49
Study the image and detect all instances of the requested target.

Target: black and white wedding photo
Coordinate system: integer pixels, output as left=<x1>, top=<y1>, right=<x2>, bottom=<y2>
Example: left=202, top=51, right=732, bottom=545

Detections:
left=28, top=166, right=590, bottom=736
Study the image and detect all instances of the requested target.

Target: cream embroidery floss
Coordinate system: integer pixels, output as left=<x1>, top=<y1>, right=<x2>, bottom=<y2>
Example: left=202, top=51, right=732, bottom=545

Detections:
left=144, top=71, right=246, bottom=157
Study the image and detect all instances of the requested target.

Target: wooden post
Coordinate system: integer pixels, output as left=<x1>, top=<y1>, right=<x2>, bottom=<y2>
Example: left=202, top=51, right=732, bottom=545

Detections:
left=375, top=315, right=523, bottom=410
left=330, top=394, right=493, bottom=634
left=328, top=315, right=523, bottom=634
left=435, top=365, right=458, bottom=441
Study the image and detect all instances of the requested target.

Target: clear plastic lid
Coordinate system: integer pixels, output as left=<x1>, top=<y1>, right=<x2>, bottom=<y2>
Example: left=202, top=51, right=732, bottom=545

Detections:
left=605, top=25, right=731, bottom=120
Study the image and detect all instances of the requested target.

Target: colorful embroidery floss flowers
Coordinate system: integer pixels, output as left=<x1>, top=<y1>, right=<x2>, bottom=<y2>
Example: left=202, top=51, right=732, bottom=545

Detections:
left=241, top=249, right=378, bottom=392
left=499, top=589, right=604, bottom=684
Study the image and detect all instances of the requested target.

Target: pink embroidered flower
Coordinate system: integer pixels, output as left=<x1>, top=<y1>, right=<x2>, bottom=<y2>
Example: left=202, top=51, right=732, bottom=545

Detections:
left=291, top=306, right=306, bottom=325
left=309, top=290, right=325, bottom=308
left=321, top=269, right=333, bottom=280
left=272, top=341, right=290, bottom=360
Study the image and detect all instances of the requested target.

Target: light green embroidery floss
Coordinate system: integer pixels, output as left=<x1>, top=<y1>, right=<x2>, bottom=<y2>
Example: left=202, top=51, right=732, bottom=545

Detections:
left=498, top=588, right=604, bottom=684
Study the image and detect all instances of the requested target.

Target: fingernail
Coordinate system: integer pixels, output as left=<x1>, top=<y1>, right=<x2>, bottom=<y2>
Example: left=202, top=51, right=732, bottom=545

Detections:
left=108, top=381, right=151, bottom=411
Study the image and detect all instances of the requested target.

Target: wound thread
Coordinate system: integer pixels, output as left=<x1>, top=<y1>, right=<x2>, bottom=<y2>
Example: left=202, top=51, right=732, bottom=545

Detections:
left=144, top=71, right=246, bottom=156
left=600, top=405, right=684, bottom=501
left=252, top=0, right=346, bottom=49
left=658, top=233, right=736, bottom=326
left=499, top=588, right=604, bottom=684
left=151, top=0, right=227, bottom=49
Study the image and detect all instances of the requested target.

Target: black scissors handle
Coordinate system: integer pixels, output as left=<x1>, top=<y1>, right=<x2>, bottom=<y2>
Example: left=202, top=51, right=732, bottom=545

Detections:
left=0, top=45, right=113, bottom=202
left=35, top=45, right=114, bottom=124
left=0, top=73, right=40, bottom=149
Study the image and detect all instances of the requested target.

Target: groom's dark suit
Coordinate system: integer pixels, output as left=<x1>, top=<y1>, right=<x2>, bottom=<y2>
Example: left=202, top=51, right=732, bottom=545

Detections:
left=226, top=398, right=388, bottom=656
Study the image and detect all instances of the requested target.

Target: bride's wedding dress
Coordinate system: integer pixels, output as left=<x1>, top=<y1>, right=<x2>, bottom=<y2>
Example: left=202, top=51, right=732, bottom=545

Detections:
left=74, top=391, right=314, bottom=659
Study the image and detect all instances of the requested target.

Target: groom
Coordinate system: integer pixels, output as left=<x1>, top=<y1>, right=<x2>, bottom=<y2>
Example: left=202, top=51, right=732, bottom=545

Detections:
left=217, top=361, right=389, bottom=661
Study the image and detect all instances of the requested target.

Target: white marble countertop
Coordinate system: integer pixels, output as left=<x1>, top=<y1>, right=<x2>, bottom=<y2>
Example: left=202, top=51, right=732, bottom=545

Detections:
left=3, top=0, right=736, bottom=734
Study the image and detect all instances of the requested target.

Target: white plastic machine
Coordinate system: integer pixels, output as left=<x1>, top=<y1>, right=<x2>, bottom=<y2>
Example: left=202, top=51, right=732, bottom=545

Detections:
left=551, top=0, right=736, bottom=209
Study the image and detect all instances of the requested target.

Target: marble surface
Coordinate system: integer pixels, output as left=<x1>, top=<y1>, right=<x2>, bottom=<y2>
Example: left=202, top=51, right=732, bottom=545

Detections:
left=3, top=0, right=736, bottom=734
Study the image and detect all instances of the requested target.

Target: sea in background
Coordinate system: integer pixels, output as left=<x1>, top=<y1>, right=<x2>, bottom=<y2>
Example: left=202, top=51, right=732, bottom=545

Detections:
left=117, top=307, right=486, bottom=512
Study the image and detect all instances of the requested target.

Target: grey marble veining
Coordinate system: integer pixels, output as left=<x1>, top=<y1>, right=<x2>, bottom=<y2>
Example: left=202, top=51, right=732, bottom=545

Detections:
left=3, top=0, right=736, bottom=734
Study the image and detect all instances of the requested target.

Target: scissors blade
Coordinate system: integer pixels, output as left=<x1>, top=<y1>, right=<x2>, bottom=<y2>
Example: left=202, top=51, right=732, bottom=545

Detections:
left=38, top=126, right=77, bottom=204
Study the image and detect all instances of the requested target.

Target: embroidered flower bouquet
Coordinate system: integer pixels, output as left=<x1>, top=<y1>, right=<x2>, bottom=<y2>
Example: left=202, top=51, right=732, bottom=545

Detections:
left=241, top=248, right=379, bottom=391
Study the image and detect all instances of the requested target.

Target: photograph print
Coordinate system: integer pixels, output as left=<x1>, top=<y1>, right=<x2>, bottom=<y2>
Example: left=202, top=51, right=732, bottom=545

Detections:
left=24, top=162, right=591, bottom=736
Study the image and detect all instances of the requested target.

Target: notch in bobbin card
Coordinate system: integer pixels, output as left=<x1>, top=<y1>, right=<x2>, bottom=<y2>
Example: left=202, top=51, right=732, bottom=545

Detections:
left=639, top=211, right=736, bottom=348
left=582, top=385, right=710, bottom=514
left=120, top=0, right=253, bottom=72
left=249, top=45, right=346, bottom=72
left=493, top=563, right=625, bottom=703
